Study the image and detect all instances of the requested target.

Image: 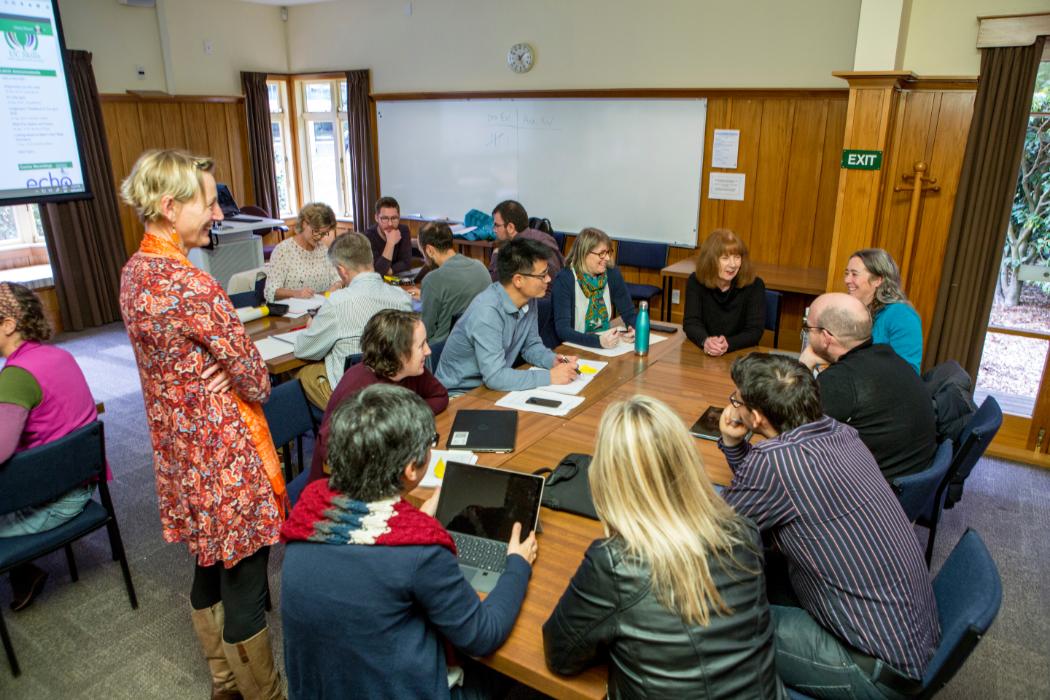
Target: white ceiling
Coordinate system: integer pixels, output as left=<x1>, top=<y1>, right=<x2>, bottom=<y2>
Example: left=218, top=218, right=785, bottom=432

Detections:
left=237, top=0, right=336, bottom=6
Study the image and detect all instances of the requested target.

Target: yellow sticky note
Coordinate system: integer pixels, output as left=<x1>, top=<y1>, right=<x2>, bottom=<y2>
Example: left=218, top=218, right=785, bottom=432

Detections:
left=434, top=459, right=446, bottom=479
left=579, top=365, right=597, bottom=375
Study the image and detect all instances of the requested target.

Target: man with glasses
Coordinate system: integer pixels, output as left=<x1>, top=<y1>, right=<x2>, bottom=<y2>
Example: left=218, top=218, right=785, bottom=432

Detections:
left=718, top=352, right=939, bottom=700
left=798, top=292, right=936, bottom=479
left=436, top=238, right=578, bottom=394
left=365, top=196, right=418, bottom=275
left=487, top=200, right=564, bottom=296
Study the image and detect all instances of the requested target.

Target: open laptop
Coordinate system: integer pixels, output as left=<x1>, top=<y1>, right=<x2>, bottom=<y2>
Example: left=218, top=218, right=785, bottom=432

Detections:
left=434, top=462, right=544, bottom=593
left=446, top=409, right=518, bottom=453
left=216, top=183, right=264, bottom=223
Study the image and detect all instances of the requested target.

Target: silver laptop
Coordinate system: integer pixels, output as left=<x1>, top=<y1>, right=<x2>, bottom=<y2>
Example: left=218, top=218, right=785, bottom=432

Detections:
left=434, top=462, right=544, bottom=593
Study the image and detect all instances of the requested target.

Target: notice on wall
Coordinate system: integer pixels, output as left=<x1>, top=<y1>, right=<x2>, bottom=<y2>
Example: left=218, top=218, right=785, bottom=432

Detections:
left=711, top=129, right=740, bottom=169
left=708, top=172, right=745, bottom=201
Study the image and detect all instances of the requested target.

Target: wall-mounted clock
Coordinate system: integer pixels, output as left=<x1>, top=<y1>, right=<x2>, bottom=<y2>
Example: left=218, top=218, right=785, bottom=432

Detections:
left=507, top=43, right=535, bottom=73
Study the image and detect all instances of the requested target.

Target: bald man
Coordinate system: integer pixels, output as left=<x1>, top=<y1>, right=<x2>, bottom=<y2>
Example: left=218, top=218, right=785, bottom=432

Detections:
left=800, top=293, right=936, bottom=480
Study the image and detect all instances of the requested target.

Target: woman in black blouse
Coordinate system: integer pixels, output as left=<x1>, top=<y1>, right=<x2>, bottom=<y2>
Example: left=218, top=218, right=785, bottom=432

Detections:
left=683, top=229, right=766, bottom=356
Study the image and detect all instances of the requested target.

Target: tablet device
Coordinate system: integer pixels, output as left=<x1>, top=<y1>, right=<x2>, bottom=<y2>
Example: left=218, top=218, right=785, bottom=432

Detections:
left=446, top=409, right=518, bottom=452
left=689, top=406, right=723, bottom=441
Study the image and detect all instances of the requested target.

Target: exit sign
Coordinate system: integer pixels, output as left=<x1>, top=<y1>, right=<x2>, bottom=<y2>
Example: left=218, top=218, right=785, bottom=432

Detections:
left=841, top=149, right=883, bottom=170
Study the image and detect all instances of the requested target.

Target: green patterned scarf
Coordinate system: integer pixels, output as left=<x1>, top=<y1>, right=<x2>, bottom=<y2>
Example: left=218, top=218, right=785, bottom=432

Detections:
left=579, top=272, right=610, bottom=333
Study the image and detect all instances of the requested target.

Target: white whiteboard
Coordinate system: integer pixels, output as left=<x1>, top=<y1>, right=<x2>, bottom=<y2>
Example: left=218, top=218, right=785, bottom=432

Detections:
left=376, top=98, right=706, bottom=247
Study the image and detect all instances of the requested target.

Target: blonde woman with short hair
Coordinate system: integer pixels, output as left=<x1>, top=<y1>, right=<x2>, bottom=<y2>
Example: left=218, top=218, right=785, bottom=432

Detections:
left=543, top=395, right=783, bottom=698
left=263, top=201, right=342, bottom=303
left=119, top=148, right=286, bottom=698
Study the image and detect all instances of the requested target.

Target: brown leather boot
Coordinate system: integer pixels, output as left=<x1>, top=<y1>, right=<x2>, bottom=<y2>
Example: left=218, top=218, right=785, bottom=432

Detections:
left=190, top=604, right=243, bottom=700
left=222, top=627, right=285, bottom=700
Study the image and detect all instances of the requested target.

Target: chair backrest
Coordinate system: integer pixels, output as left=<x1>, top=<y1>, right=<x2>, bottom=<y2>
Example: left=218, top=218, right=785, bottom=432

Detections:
left=428, top=339, right=446, bottom=374
left=343, top=353, right=363, bottom=374
left=227, top=267, right=267, bottom=295
left=240, top=204, right=271, bottom=218
left=891, top=439, right=953, bottom=522
left=0, top=421, right=105, bottom=516
left=943, top=396, right=1003, bottom=508
left=263, top=380, right=316, bottom=448
left=535, top=296, right=559, bottom=349
left=614, top=240, right=669, bottom=270
left=923, top=529, right=1002, bottom=695
left=763, top=289, right=783, bottom=334
left=551, top=230, right=567, bottom=254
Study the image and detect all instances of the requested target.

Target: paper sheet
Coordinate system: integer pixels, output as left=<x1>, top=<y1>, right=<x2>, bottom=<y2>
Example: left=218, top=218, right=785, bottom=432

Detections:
left=254, top=337, right=294, bottom=361
left=495, top=389, right=585, bottom=417
left=708, top=172, right=746, bottom=201
left=450, top=225, right=477, bottom=235
left=270, top=329, right=305, bottom=345
left=282, top=295, right=327, bottom=316
left=421, top=450, right=478, bottom=489
left=529, top=359, right=607, bottom=395
left=711, top=129, right=740, bottom=169
left=563, top=333, right=669, bottom=357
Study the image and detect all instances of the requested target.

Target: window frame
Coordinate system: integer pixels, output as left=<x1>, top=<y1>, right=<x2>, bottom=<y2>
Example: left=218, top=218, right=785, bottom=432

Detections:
left=0, top=204, right=45, bottom=249
left=266, top=79, right=297, bottom=219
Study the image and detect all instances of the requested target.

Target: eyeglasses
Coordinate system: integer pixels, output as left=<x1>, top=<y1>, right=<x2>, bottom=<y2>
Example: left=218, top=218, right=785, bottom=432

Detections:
left=377, top=215, right=400, bottom=223
left=518, top=268, right=551, bottom=280
left=799, top=324, right=830, bottom=343
left=309, top=227, right=335, bottom=240
left=728, top=392, right=745, bottom=409
left=430, top=432, right=440, bottom=448
left=588, top=249, right=612, bottom=259
left=492, top=221, right=506, bottom=230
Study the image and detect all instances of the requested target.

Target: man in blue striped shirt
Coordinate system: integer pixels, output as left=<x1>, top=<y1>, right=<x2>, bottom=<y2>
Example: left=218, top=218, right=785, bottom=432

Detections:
left=719, top=353, right=939, bottom=698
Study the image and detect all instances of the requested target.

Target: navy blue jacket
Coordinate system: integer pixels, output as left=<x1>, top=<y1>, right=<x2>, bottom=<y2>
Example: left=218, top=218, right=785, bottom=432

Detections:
left=282, top=542, right=530, bottom=699
left=551, top=266, right=638, bottom=348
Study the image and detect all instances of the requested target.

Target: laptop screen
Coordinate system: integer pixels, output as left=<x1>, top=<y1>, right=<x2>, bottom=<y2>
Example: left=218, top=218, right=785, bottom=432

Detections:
left=215, top=182, right=240, bottom=218
left=435, top=462, right=544, bottom=541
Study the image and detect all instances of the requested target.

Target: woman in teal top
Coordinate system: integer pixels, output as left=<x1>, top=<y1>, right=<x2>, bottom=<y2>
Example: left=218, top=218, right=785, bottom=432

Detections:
left=844, top=248, right=923, bottom=373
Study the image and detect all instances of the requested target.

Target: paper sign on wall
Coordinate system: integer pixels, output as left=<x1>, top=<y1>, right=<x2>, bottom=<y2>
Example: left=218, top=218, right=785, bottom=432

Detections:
left=708, top=172, right=746, bottom=201
left=711, top=129, right=740, bottom=169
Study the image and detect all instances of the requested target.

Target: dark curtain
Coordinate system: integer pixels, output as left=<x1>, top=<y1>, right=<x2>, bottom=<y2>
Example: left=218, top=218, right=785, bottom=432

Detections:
left=346, top=69, right=378, bottom=228
left=39, top=50, right=126, bottom=332
left=241, top=71, right=280, bottom=217
left=925, top=37, right=1046, bottom=378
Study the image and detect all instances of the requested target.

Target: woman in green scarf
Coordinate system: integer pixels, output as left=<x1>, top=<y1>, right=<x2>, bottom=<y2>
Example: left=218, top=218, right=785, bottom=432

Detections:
left=551, top=228, right=638, bottom=349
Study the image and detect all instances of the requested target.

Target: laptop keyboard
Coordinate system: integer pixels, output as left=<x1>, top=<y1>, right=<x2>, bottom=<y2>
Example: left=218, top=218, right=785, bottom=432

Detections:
left=451, top=533, right=507, bottom=573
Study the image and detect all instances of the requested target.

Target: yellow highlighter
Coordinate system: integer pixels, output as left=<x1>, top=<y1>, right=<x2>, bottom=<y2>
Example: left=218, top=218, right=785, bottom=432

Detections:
left=434, top=458, right=446, bottom=479
left=578, top=365, right=598, bottom=375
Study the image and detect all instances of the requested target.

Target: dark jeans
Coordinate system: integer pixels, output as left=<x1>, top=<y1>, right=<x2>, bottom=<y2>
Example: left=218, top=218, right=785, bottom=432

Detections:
left=190, top=546, right=270, bottom=644
left=450, top=658, right=519, bottom=700
left=771, top=606, right=911, bottom=700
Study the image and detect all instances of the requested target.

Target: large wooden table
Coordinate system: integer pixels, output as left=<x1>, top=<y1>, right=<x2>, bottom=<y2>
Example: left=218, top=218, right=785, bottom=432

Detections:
left=419, top=329, right=757, bottom=699
left=659, top=258, right=826, bottom=322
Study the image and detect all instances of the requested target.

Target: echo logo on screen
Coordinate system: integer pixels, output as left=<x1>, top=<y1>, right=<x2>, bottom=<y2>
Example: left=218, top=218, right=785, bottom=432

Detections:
left=26, top=173, right=75, bottom=189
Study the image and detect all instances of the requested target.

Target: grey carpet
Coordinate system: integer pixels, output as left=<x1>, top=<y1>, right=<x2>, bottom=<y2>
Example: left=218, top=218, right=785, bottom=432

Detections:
left=0, top=322, right=1047, bottom=698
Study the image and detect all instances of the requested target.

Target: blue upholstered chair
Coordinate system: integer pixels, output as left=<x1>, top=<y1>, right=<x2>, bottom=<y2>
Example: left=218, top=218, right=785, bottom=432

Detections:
left=764, top=289, right=783, bottom=348
left=0, top=421, right=138, bottom=676
left=892, top=439, right=954, bottom=565
left=943, top=396, right=1002, bottom=511
left=787, top=528, right=1002, bottom=700
left=263, top=379, right=318, bottom=482
left=427, top=339, right=446, bottom=375
left=614, top=240, right=668, bottom=307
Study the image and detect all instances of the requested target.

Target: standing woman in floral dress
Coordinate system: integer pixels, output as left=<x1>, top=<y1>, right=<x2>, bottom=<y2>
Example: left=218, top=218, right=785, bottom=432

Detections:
left=119, top=149, right=287, bottom=700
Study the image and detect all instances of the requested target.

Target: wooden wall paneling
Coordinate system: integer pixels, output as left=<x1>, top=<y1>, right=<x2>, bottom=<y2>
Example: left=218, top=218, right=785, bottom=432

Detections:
left=698, top=98, right=729, bottom=239
left=876, top=91, right=939, bottom=263
left=777, top=99, right=827, bottom=267
left=204, top=103, right=234, bottom=189
left=721, top=99, right=763, bottom=248
left=180, top=102, right=212, bottom=159
left=810, top=98, right=847, bottom=270
left=906, top=91, right=975, bottom=341
left=224, top=103, right=255, bottom=207
left=104, top=101, right=147, bottom=255
left=750, top=99, right=795, bottom=263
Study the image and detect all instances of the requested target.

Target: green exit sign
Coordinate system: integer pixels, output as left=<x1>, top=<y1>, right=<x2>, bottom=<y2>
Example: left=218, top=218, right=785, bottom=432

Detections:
left=841, top=149, right=883, bottom=170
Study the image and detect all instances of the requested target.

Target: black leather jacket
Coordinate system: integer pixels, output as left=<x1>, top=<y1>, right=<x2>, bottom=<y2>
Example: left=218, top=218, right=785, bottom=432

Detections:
left=543, top=519, right=784, bottom=699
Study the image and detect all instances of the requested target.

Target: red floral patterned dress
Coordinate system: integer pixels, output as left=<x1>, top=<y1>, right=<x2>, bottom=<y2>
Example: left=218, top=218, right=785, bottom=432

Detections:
left=120, top=231, right=285, bottom=568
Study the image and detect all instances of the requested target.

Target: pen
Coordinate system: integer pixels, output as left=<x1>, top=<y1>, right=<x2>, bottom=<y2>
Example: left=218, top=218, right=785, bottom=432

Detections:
left=559, top=356, right=581, bottom=374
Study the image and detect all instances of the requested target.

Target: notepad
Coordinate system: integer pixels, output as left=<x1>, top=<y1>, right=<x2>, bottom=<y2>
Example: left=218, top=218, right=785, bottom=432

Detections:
left=421, top=450, right=478, bottom=489
left=254, top=337, right=294, bottom=361
left=495, top=389, right=585, bottom=416
left=282, top=295, right=327, bottom=317
left=529, top=359, right=607, bottom=395
left=270, top=329, right=305, bottom=345
left=563, top=333, right=669, bottom=357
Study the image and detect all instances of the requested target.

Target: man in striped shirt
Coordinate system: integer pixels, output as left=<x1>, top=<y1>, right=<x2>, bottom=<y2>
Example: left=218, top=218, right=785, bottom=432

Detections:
left=719, top=353, right=939, bottom=699
left=294, top=232, right=413, bottom=407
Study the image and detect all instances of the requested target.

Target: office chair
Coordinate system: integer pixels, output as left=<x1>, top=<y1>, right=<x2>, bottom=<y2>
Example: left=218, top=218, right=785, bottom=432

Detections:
left=614, top=241, right=668, bottom=309
left=262, top=379, right=318, bottom=482
left=891, top=440, right=953, bottom=565
left=427, top=339, right=446, bottom=375
left=788, top=529, right=1001, bottom=700
left=0, top=421, right=138, bottom=676
left=942, top=396, right=1002, bottom=511
left=763, top=289, right=783, bottom=348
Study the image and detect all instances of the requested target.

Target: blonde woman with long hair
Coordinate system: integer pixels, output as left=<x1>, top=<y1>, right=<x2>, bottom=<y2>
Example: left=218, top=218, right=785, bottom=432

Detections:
left=543, top=395, right=783, bottom=698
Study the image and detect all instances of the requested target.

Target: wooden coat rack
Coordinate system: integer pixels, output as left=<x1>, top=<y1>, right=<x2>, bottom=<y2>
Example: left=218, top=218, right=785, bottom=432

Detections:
left=894, top=161, right=940, bottom=286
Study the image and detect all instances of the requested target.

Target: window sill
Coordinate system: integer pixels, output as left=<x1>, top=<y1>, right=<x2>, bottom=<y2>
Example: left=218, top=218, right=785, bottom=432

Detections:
left=0, top=263, right=54, bottom=289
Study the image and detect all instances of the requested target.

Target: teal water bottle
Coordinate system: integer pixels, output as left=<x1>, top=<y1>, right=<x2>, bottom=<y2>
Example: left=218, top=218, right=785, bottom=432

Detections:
left=634, top=301, right=650, bottom=356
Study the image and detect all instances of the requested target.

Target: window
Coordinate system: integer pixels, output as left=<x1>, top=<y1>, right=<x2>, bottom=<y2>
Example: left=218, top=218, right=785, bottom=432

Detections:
left=267, top=76, right=355, bottom=221
left=0, top=204, right=44, bottom=247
